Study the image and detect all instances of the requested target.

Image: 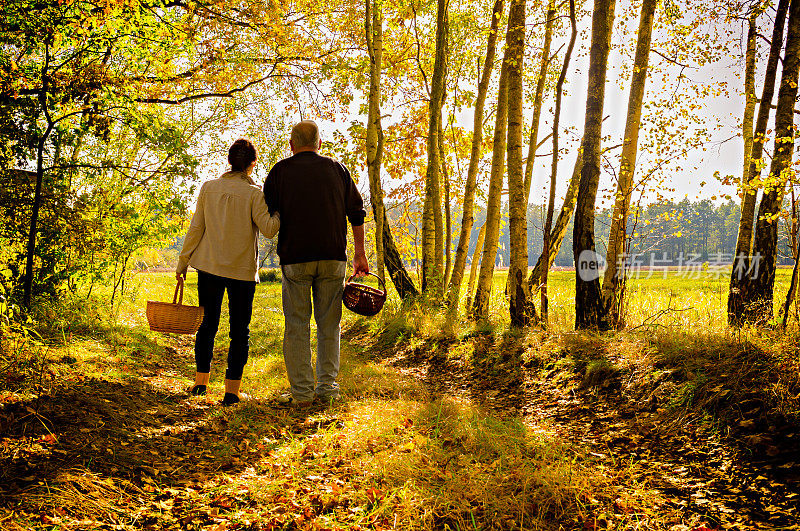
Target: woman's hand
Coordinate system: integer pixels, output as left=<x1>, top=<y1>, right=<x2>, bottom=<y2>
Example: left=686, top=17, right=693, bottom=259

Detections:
left=176, top=271, right=185, bottom=282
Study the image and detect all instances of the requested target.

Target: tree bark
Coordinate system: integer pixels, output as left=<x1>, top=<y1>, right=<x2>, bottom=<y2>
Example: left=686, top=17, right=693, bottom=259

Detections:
left=447, top=0, right=505, bottom=309
left=472, top=60, right=509, bottom=320
left=782, top=252, right=800, bottom=329
left=380, top=206, right=420, bottom=299
left=541, top=0, right=577, bottom=324
left=728, top=0, right=788, bottom=326
left=528, top=147, right=583, bottom=290
left=365, top=0, right=385, bottom=280
left=506, top=0, right=534, bottom=327
left=421, top=0, right=449, bottom=295
left=741, top=5, right=759, bottom=197
left=741, top=0, right=800, bottom=324
left=600, top=0, right=656, bottom=327
left=524, top=0, right=556, bottom=204
left=439, top=119, right=452, bottom=288
left=782, top=193, right=800, bottom=329
left=465, top=222, right=487, bottom=310
left=23, top=43, right=54, bottom=308
left=573, top=0, right=615, bottom=330
left=364, top=0, right=418, bottom=300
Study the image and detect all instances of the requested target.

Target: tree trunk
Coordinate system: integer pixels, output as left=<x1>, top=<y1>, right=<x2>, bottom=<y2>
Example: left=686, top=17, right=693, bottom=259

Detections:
left=380, top=206, right=420, bottom=299
left=782, top=252, right=800, bottom=330
left=472, top=60, right=509, bottom=320
left=465, top=222, right=487, bottom=310
left=541, top=0, right=577, bottom=324
left=421, top=0, right=449, bottom=295
left=524, top=0, right=556, bottom=203
left=741, top=0, right=800, bottom=325
left=365, top=0, right=385, bottom=280
left=600, top=0, right=656, bottom=327
left=365, top=0, right=418, bottom=300
left=434, top=120, right=445, bottom=287
left=528, top=147, right=583, bottom=290
left=24, top=132, right=50, bottom=308
left=782, top=193, right=800, bottom=329
left=447, top=0, right=505, bottom=309
left=506, top=0, right=534, bottom=327
left=439, top=119, right=452, bottom=288
left=573, top=0, right=615, bottom=330
left=729, top=0, right=788, bottom=326
left=23, top=45, right=54, bottom=308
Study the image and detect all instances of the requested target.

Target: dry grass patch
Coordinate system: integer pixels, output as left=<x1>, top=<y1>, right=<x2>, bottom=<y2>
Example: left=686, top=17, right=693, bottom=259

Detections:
left=330, top=398, right=649, bottom=530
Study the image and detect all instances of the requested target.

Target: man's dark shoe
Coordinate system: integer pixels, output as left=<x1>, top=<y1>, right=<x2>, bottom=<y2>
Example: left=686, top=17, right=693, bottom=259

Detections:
left=190, top=385, right=207, bottom=396
left=315, top=395, right=340, bottom=408
left=221, top=393, right=240, bottom=406
left=275, top=394, right=312, bottom=409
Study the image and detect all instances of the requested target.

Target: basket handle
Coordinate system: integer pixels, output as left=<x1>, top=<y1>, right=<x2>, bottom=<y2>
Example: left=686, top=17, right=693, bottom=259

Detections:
left=173, top=278, right=185, bottom=305
left=346, top=272, right=386, bottom=294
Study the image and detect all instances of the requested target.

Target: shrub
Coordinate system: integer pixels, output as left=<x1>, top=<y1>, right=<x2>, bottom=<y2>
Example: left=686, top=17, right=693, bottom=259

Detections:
left=258, top=268, right=281, bottom=283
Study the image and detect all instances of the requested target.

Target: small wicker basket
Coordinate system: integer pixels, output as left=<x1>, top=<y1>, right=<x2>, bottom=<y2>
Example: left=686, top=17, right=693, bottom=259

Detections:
left=343, top=273, right=387, bottom=317
left=146, top=279, right=204, bottom=334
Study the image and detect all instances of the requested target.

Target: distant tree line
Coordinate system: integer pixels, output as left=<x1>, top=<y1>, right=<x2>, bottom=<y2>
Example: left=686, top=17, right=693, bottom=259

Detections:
left=382, top=197, right=793, bottom=270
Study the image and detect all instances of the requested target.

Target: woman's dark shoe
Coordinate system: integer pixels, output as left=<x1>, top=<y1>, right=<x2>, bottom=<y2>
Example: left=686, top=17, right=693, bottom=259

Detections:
left=221, top=393, right=240, bottom=406
left=190, top=385, right=207, bottom=396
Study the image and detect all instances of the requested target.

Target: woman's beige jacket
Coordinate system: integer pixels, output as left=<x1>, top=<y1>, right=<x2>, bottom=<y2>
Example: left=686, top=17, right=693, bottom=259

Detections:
left=177, top=171, right=279, bottom=282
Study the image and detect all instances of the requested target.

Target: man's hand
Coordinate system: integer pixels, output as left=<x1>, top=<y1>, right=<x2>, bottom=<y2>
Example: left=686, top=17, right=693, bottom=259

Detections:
left=176, top=271, right=185, bottom=282
left=353, top=252, right=369, bottom=278
left=351, top=223, right=369, bottom=278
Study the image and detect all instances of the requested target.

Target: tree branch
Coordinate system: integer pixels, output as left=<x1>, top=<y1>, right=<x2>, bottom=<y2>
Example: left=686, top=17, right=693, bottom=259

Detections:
left=650, top=48, right=697, bottom=69
left=136, top=68, right=282, bottom=104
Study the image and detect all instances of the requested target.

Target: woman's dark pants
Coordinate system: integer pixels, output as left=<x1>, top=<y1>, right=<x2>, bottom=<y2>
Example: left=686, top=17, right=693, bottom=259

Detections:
left=194, top=270, right=256, bottom=380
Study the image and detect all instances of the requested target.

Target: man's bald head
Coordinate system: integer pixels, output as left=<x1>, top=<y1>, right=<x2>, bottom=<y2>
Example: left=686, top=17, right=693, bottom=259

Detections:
left=290, top=120, right=321, bottom=153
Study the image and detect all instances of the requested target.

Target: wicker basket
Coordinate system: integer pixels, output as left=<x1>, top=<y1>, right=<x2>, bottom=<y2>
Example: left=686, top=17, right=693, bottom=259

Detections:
left=343, top=273, right=387, bottom=317
left=146, top=279, right=204, bottom=334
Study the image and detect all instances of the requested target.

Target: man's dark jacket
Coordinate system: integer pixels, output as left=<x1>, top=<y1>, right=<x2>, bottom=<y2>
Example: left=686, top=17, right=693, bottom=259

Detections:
left=264, top=151, right=366, bottom=265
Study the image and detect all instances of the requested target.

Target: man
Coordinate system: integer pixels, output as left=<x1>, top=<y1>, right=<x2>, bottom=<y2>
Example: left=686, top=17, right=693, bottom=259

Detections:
left=264, top=120, right=369, bottom=407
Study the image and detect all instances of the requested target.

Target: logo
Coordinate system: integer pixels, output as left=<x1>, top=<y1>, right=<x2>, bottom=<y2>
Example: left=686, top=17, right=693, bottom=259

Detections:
left=577, top=249, right=606, bottom=282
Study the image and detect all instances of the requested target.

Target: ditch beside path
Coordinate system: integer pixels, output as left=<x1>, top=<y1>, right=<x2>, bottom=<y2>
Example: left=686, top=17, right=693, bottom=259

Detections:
left=378, top=331, right=800, bottom=531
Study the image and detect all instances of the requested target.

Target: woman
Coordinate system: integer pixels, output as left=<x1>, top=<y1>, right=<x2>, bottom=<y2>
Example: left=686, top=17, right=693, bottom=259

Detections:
left=176, top=138, right=279, bottom=406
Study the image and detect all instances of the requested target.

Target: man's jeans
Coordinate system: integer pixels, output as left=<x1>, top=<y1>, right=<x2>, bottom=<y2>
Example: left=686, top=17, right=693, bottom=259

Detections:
left=195, top=270, right=256, bottom=380
left=281, top=260, right=346, bottom=402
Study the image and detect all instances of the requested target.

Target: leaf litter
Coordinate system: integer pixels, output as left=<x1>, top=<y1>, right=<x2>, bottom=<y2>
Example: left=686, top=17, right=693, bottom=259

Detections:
left=1, top=325, right=799, bottom=530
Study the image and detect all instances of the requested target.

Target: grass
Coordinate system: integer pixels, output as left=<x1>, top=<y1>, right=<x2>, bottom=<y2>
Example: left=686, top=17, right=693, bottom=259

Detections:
left=1, top=268, right=799, bottom=529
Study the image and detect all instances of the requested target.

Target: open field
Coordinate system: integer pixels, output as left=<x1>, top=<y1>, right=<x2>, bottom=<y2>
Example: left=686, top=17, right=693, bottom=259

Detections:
left=1, top=271, right=798, bottom=530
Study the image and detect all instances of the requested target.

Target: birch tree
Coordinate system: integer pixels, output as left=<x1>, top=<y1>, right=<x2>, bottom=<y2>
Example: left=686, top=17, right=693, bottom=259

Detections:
left=465, top=222, right=487, bottom=309
left=600, top=0, right=657, bottom=327
left=447, top=0, right=505, bottom=310
left=528, top=147, right=583, bottom=291
left=540, top=0, right=576, bottom=324
left=421, top=0, right=449, bottom=295
left=523, top=0, right=556, bottom=203
left=365, top=0, right=419, bottom=299
left=573, top=0, right=616, bottom=330
left=366, top=0, right=385, bottom=281
left=741, top=0, right=800, bottom=324
left=728, top=0, right=788, bottom=326
left=472, top=61, right=509, bottom=319
left=506, top=0, right=534, bottom=327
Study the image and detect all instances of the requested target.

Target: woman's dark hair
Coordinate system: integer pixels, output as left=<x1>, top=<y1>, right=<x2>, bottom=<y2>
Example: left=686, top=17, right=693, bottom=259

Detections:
left=228, top=138, right=258, bottom=172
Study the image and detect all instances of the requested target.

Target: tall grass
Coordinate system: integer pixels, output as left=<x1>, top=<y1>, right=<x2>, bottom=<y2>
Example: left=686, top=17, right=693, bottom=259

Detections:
left=449, top=268, right=794, bottom=334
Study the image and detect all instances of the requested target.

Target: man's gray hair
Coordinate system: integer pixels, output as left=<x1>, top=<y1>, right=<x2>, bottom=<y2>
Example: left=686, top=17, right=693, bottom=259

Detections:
left=291, top=120, right=320, bottom=149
